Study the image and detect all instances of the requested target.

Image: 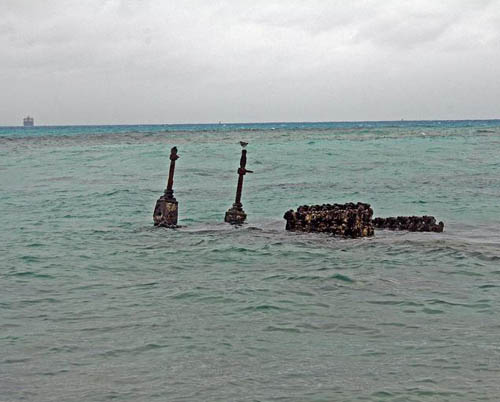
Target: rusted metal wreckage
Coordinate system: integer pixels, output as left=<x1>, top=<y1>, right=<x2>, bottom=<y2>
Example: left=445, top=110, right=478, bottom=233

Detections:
left=153, top=145, right=444, bottom=237
left=153, top=146, right=180, bottom=228
left=373, top=215, right=444, bottom=232
left=152, top=143, right=255, bottom=228
left=224, top=144, right=253, bottom=225
left=284, top=203, right=375, bottom=238
left=283, top=203, right=444, bottom=237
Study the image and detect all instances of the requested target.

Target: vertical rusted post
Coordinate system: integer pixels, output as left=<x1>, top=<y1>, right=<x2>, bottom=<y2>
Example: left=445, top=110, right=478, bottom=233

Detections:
left=165, top=147, right=178, bottom=201
left=225, top=145, right=252, bottom=224
left=153, top=146, right=180, bottom=227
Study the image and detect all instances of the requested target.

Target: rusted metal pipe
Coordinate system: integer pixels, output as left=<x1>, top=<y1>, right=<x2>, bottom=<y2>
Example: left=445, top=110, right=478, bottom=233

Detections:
left=225, top=146, right=252, bottom=224
left=234, top=149, right=253, bottom=206
left=153, top=146, right=180, bottom=227
left=165, top=146, right=179, bottom=200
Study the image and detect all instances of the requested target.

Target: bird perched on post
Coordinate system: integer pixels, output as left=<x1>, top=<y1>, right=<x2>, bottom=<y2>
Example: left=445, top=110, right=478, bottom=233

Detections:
left=239, top=141, right=248, bottom=148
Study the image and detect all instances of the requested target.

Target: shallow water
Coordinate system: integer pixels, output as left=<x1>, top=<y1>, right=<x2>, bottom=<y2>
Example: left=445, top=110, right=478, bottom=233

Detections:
left=1, top=121, right=500, bottom=401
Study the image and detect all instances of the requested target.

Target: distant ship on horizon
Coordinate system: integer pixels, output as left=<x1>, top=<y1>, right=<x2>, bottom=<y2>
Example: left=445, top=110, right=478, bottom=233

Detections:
left=23, top=116, right=34, bottom=127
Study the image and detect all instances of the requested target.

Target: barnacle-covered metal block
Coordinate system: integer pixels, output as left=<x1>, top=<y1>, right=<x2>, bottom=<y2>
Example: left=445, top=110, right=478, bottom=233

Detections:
left=153, top=197, right=178, bottom=228
left=373, top=216, right=444, bottom=232
left=224, top=204, right=247, bottom=225
left=284, top=202, right=375, bottom=238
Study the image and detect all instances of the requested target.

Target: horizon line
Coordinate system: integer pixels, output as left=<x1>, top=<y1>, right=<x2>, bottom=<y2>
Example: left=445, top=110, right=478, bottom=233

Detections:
left=2, top=117, right=500, bottom=128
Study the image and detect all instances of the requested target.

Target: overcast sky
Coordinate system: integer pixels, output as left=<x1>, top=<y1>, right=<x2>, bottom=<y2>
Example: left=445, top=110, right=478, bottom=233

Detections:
left=1, top=0, right=499, bottom=125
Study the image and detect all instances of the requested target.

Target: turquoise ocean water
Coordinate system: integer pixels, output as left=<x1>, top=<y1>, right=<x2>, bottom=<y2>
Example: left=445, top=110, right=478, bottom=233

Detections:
left=1, top=120, right=500, bottom=401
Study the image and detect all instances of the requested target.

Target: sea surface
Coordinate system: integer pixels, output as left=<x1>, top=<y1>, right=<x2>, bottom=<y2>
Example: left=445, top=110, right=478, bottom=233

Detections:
left=1, top=120, right=500, bottom=401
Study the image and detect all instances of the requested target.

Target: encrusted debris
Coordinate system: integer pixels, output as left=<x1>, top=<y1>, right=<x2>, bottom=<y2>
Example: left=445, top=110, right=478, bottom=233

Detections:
left=284, top=202, right=375, bottom=238
left=373, top=216, right=444, bottom=232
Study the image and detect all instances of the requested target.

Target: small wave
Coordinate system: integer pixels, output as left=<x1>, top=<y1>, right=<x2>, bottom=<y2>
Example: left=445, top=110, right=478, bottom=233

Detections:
left=117, top=282, right=159, bottom=289
left=426, top=298, right=464, bottom=306
left=98, top=189, right=132, bottom=197
left=3, top=358, right=31, bottom=364
left=18, top=256, right=42, bottom=263
left=376, top=322, right=407, bottom=327
left=96, top=343, right=168, bottom=358
left=171, top=291, right=198, bottom=300
left=448, top=270, right=484, bottom=277
left=479, top=284, right=500, bottom=289
left=406, top=388, right=465, bottom=398
left=198, top=295, right=238, bottom=304
left=20, top=298, right=60, bottom=305
left=422, top=307, right=444, bottom=314
left=240, top=304, right=288, bottom=312
left=10, top=271, right=54, bottom=279
left=264, top=326, right=301, bottom=333
left=368, top=300, right=423, bottom=307
left=371, top=391, right=393, bottom=398
left=328, top=273, right=354, bottom=283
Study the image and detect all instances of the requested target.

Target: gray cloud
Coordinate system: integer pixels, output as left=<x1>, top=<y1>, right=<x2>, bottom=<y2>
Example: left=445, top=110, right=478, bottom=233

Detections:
left=1, top=0, right=500, bottom=125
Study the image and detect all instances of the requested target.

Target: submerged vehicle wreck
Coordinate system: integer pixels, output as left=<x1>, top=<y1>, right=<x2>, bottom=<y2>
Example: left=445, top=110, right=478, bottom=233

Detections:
left=152, top=145, right=444, bottom=236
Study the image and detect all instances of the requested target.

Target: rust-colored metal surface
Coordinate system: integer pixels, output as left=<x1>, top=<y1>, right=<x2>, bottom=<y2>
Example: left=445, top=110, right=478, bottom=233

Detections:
left=153, top=146, right=179, bottom=228
left=165, top=146, right=179, bottom=200
left=225, top=147, right=253, bottom=224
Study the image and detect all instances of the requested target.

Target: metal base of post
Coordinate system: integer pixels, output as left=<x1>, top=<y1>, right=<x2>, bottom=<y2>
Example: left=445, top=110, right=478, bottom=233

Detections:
left=224, top=203, right=247, bottom=225
left=153, top=196, right=178, bottom=228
